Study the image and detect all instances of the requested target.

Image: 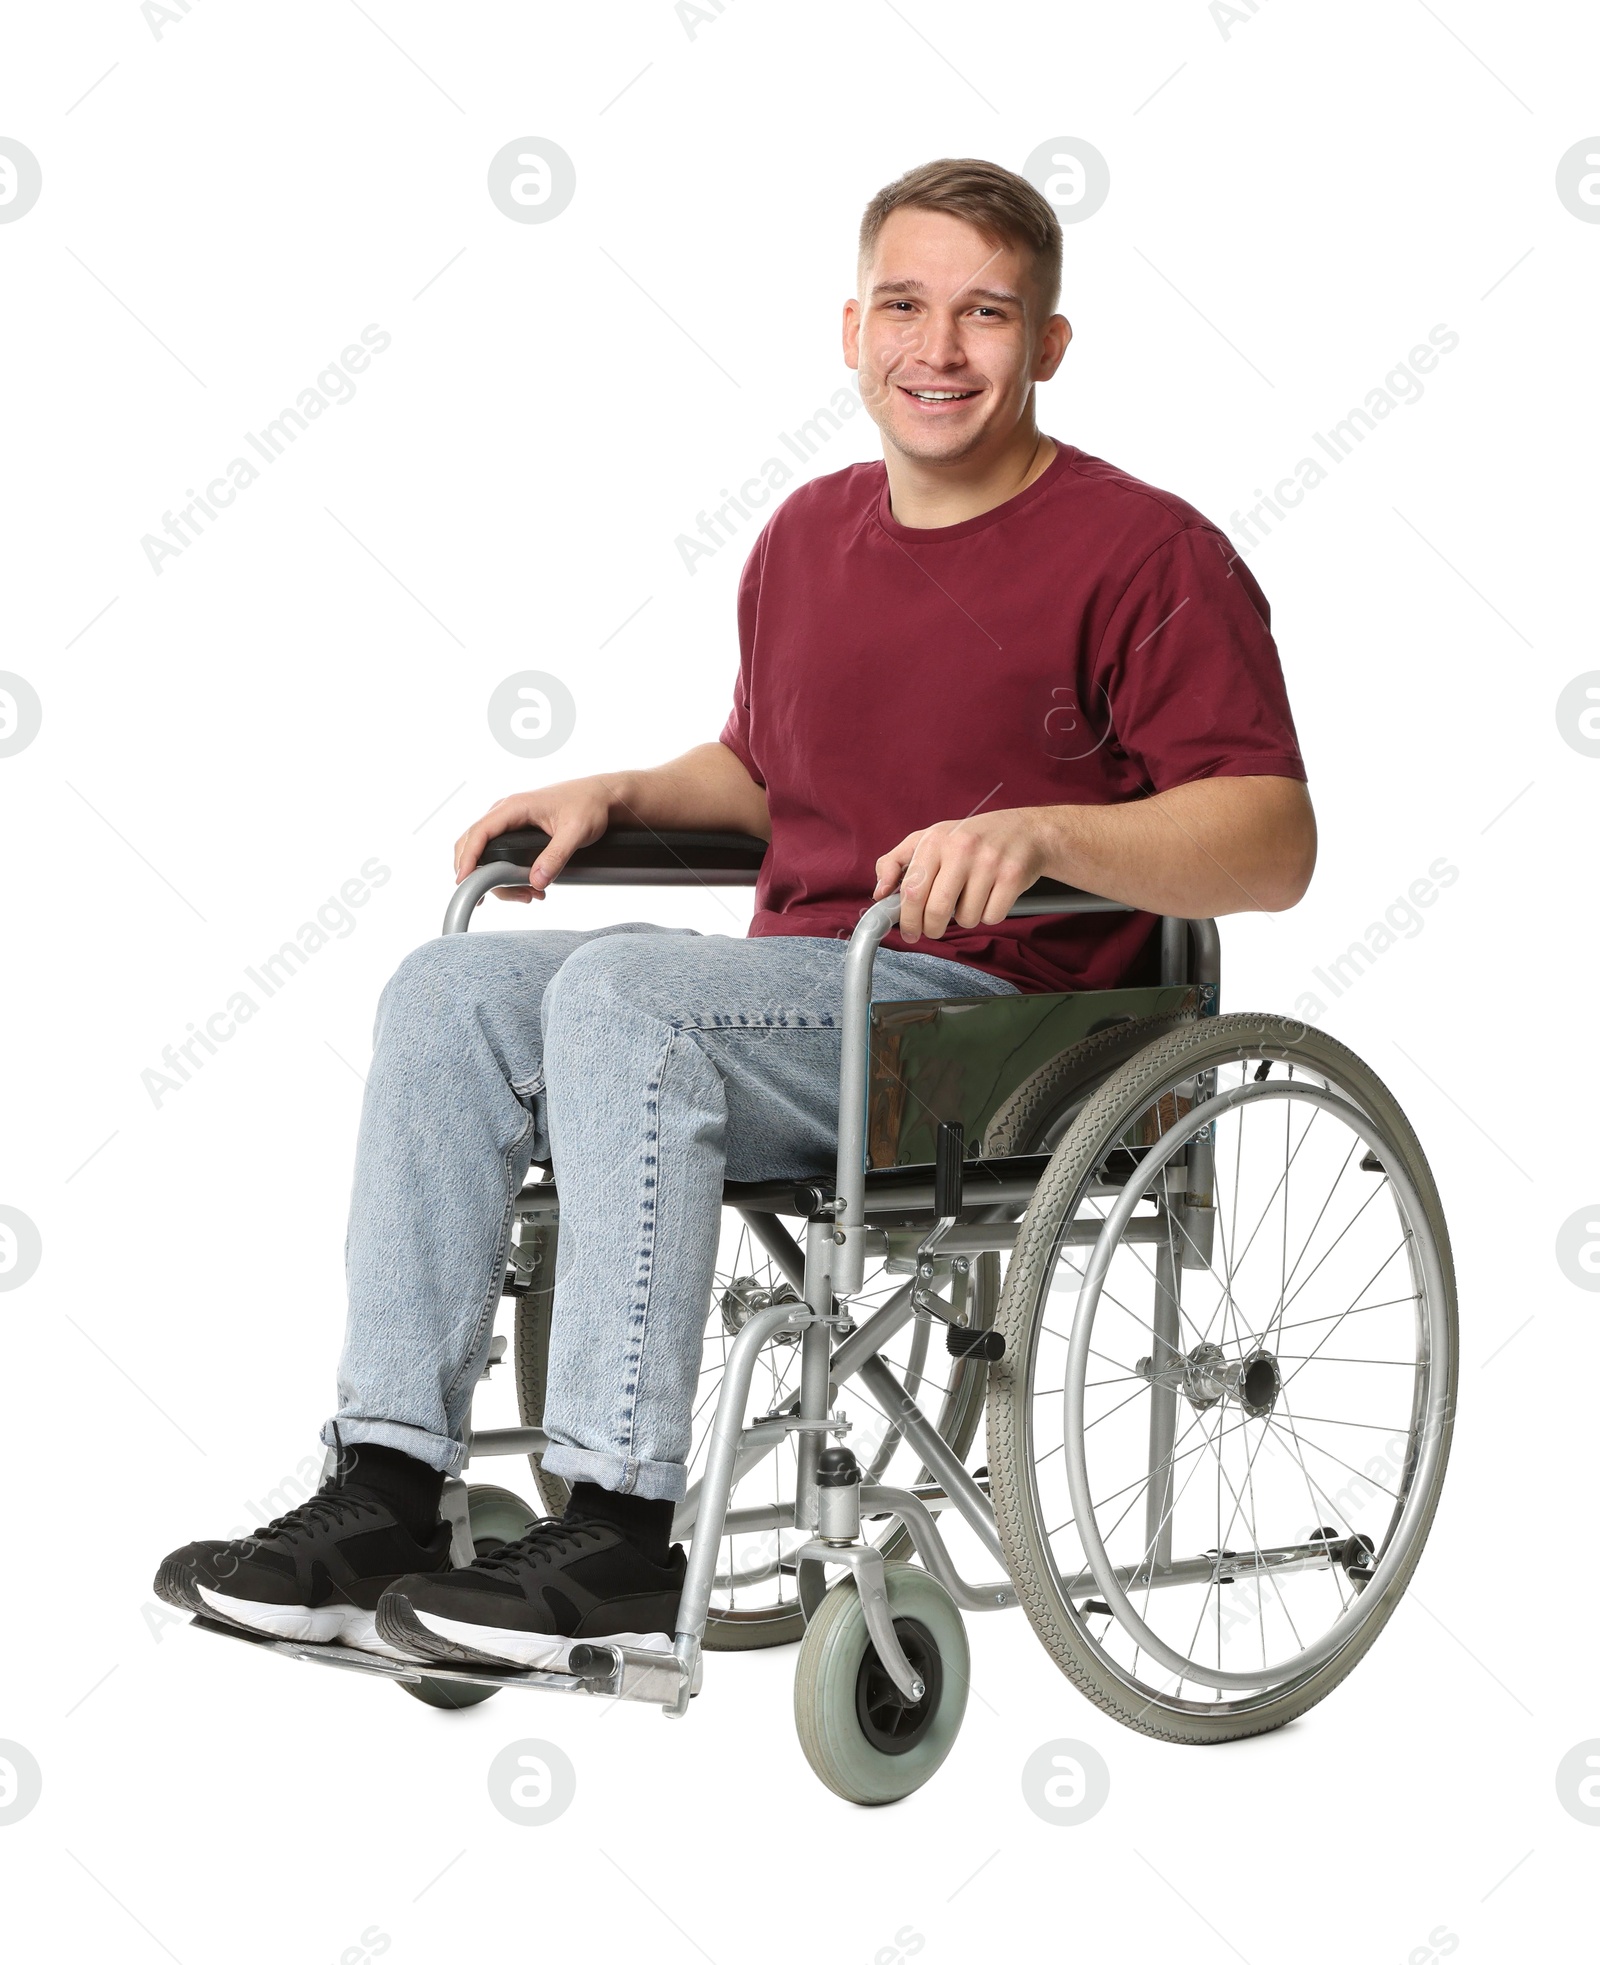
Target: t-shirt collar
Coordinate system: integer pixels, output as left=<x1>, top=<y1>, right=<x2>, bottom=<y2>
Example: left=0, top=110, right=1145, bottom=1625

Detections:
left=874, top=438, right=1071, bottom=544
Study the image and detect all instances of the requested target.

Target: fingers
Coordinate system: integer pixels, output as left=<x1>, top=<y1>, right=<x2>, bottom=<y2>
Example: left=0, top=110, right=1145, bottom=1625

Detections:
left=524, top=817, right=580, bottom=893
left=894, top=836, right=928, bottom=940
left=917, top=840, right=994, bottom=941
left=455, top=780, right=612, bottom=893
left=872, top=833, right=921, bottom=902
left=942, top=864, right=992, bottom=937
left=454, top=795, right=527, bottom=881
left=896, top=824, right=1033, bottom=941
left=453, top=818, right=488, bottom=881
left=979, top=858, right=1031, bottom=925
left=896, top=827, right=950, bottom=941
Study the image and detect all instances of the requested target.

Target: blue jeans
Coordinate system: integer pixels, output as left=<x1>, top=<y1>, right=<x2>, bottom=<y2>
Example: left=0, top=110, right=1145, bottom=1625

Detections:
left=322, top=926, right=1017, bottom=1500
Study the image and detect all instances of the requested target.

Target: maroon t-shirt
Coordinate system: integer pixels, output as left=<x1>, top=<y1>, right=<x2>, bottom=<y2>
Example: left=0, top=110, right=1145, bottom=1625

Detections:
left=719, top=441, right=1305, bottom=993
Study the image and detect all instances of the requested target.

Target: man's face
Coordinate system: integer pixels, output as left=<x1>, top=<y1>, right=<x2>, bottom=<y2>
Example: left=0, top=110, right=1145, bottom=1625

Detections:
left=844, top=207, right=1069, bottom=467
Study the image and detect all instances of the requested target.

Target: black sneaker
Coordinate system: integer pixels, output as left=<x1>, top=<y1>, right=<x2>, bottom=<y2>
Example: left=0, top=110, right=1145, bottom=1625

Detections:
left=190, top=1491, right=453, bottom=1660
left=154, top=1540, right=232, bottom=1615
left=376, top=1516, right=686, bottom=1673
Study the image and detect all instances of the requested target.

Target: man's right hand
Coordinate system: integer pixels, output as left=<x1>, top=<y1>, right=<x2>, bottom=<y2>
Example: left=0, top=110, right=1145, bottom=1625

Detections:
left=453, top=778, right=617, bottom=903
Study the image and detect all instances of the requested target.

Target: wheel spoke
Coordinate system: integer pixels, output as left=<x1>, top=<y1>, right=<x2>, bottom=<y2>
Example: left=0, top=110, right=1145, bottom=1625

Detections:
left=1269, top=1293, right=1421, bottom=1339
left=1266, top=1189, right=1398, bottom=1336
left=1223, top=1101, right=1322, bottom=1293
left=1276, top=1246, right=1415, bottom=1395
left=1259, top=1390, right=1374, bottom=1566
left=1259, top=1411, right=1401, bottom=1502
left=1275, top=1133, right=1362, bottom=1310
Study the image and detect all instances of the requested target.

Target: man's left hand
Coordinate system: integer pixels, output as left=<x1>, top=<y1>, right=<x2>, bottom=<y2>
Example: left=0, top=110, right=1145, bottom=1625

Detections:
left=873, top=810, right=1048, bottom=942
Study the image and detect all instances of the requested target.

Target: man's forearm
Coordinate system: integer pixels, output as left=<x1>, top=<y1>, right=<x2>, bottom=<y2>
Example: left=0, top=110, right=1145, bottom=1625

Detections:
left=602, top=742, right=771, bottom=840
left=1029, top=776, right=1316, bottom=917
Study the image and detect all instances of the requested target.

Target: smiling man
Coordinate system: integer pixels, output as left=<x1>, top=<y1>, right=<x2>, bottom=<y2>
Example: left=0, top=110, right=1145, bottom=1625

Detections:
left=159, top=158, right=1315, bottom=1672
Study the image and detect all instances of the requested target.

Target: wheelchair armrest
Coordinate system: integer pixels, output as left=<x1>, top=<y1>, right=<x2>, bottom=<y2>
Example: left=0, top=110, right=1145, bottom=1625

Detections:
left=478, top=826, right=768, bottom=886
left=475, top=829, right=1103, bottom=898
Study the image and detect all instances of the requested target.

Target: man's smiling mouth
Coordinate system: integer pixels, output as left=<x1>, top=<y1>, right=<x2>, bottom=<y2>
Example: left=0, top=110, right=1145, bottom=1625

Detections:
left=900, top=386, right=980, bottom=405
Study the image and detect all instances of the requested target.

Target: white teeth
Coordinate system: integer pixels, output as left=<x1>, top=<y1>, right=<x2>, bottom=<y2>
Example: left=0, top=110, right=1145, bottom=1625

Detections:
left=910, top=390, right=974, bottom=400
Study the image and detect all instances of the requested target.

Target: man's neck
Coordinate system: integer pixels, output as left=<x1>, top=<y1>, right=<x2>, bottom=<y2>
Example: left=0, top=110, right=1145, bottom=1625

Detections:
left=882, top=426, right=1056, bottom=530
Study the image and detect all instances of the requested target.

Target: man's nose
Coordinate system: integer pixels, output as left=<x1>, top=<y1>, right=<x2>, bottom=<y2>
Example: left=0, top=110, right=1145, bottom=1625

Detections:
left=900, top=311, right=966, bottom=371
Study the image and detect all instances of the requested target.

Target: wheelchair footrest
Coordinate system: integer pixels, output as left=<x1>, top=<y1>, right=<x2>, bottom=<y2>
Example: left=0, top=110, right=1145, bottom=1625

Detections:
left=186, top=1614, right=694, bottom=1706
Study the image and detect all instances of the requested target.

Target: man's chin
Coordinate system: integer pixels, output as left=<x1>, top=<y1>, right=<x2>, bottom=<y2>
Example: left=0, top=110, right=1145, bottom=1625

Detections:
left=880, top=417, right=992, bottom=467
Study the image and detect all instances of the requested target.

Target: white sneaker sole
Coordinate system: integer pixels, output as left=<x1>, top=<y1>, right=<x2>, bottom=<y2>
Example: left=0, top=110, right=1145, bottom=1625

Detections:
left=197, top=1584, right=427, bottom=1663
left=410, top=1612, right=680, bottom=1676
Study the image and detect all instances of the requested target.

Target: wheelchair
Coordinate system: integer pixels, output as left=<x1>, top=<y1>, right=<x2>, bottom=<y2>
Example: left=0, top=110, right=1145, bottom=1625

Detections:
left=202, top=826, right=1457, bottom=1807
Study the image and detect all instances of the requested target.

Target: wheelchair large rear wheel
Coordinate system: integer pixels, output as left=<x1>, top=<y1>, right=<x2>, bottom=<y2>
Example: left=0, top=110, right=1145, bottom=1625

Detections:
left=986, top=1013, right=1456, bottom=1743
left=514, top=1207, right=995, bottom=1650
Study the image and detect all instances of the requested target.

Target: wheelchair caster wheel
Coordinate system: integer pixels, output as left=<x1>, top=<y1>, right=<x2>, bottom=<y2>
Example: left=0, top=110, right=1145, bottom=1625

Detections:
left=455, top=1482, right=542, bottom=1560
left=396, top=1483, right=540, bottom=1712
left=397, top=1674, right=500, bottom=1710
left=794, top=1566, right=968, bottom=1804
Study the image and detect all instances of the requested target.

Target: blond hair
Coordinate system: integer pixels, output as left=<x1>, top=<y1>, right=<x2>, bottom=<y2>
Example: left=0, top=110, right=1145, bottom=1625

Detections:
left=858, top=157, right=1063, bottom=311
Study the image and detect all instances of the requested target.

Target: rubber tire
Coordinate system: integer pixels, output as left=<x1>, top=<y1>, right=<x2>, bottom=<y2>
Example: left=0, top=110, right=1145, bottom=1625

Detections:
left=514, top=1221, right=995, bottom=1654
left=985, top=1012, right=1458, bottom=1745
left=460, top=1482, right=542, bottom=1557
left=981, top=1011, right=1197, bottom=1157
left=794, top=1565, right=969, bottom=1804
left=397, top=1673, right=500, bottom=1710
left=395, top=1483, right=540, bottom=1710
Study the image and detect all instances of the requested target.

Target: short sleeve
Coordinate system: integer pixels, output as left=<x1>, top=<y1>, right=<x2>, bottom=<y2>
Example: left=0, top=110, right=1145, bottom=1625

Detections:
left=718, top=535, right=766, bottom=786
left=1092, top=527, right=1306, bottom=792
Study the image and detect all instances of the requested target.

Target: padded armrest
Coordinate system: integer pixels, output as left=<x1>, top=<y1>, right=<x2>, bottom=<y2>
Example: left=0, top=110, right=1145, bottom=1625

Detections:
left=477, top=828, right=1101, bottom=900
left=479, top=827, right=768, bottom=885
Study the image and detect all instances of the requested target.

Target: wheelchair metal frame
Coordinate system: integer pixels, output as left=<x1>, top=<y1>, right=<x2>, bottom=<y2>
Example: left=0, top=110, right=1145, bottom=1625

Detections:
left=430, top=855, right=1222, bottom=1716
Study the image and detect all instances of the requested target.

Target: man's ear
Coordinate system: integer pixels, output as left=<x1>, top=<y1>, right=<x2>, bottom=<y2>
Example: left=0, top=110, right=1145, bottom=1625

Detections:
left=842, top=296, right=862, bottom=372
left=1035, top=313, right=1072, bottom=383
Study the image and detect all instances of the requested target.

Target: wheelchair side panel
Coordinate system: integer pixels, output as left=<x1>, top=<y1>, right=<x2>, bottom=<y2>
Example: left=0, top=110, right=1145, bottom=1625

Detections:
left=866, top=984, right=1199, bottom=1168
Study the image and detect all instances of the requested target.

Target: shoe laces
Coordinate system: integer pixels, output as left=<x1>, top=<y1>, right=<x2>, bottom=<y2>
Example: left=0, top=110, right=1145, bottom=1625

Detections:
left=470, top=1515, right=604, bottom=1575
left=236, top=1489, right=383, bottom=1551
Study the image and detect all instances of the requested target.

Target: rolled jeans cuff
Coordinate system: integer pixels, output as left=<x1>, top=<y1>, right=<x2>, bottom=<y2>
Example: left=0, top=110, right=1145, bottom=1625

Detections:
left=540, top=1440, right=687, bottom=1502
left=319, top=1415, right=466, bottom=1478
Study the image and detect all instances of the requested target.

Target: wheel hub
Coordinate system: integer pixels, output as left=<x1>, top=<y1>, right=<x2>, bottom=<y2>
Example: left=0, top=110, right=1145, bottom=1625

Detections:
left=1186, top=1342, right=1281, bottom=1416
left=719, top=1275, right=802, bottom=1343
left=1139, top=1341, right=1282, bottom=1417
left=854, top=1616, right=942, bottom=1756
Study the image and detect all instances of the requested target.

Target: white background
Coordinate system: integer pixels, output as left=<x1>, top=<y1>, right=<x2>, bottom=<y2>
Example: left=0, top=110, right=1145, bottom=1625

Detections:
left=2, top=1, right=1595, bottom=1959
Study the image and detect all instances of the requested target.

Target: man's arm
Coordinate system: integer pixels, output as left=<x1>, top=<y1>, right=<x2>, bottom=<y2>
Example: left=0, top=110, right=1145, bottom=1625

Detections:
left=454, top=740, right=770, bottom=903
left=875, top=776, right=1317, bottom=943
